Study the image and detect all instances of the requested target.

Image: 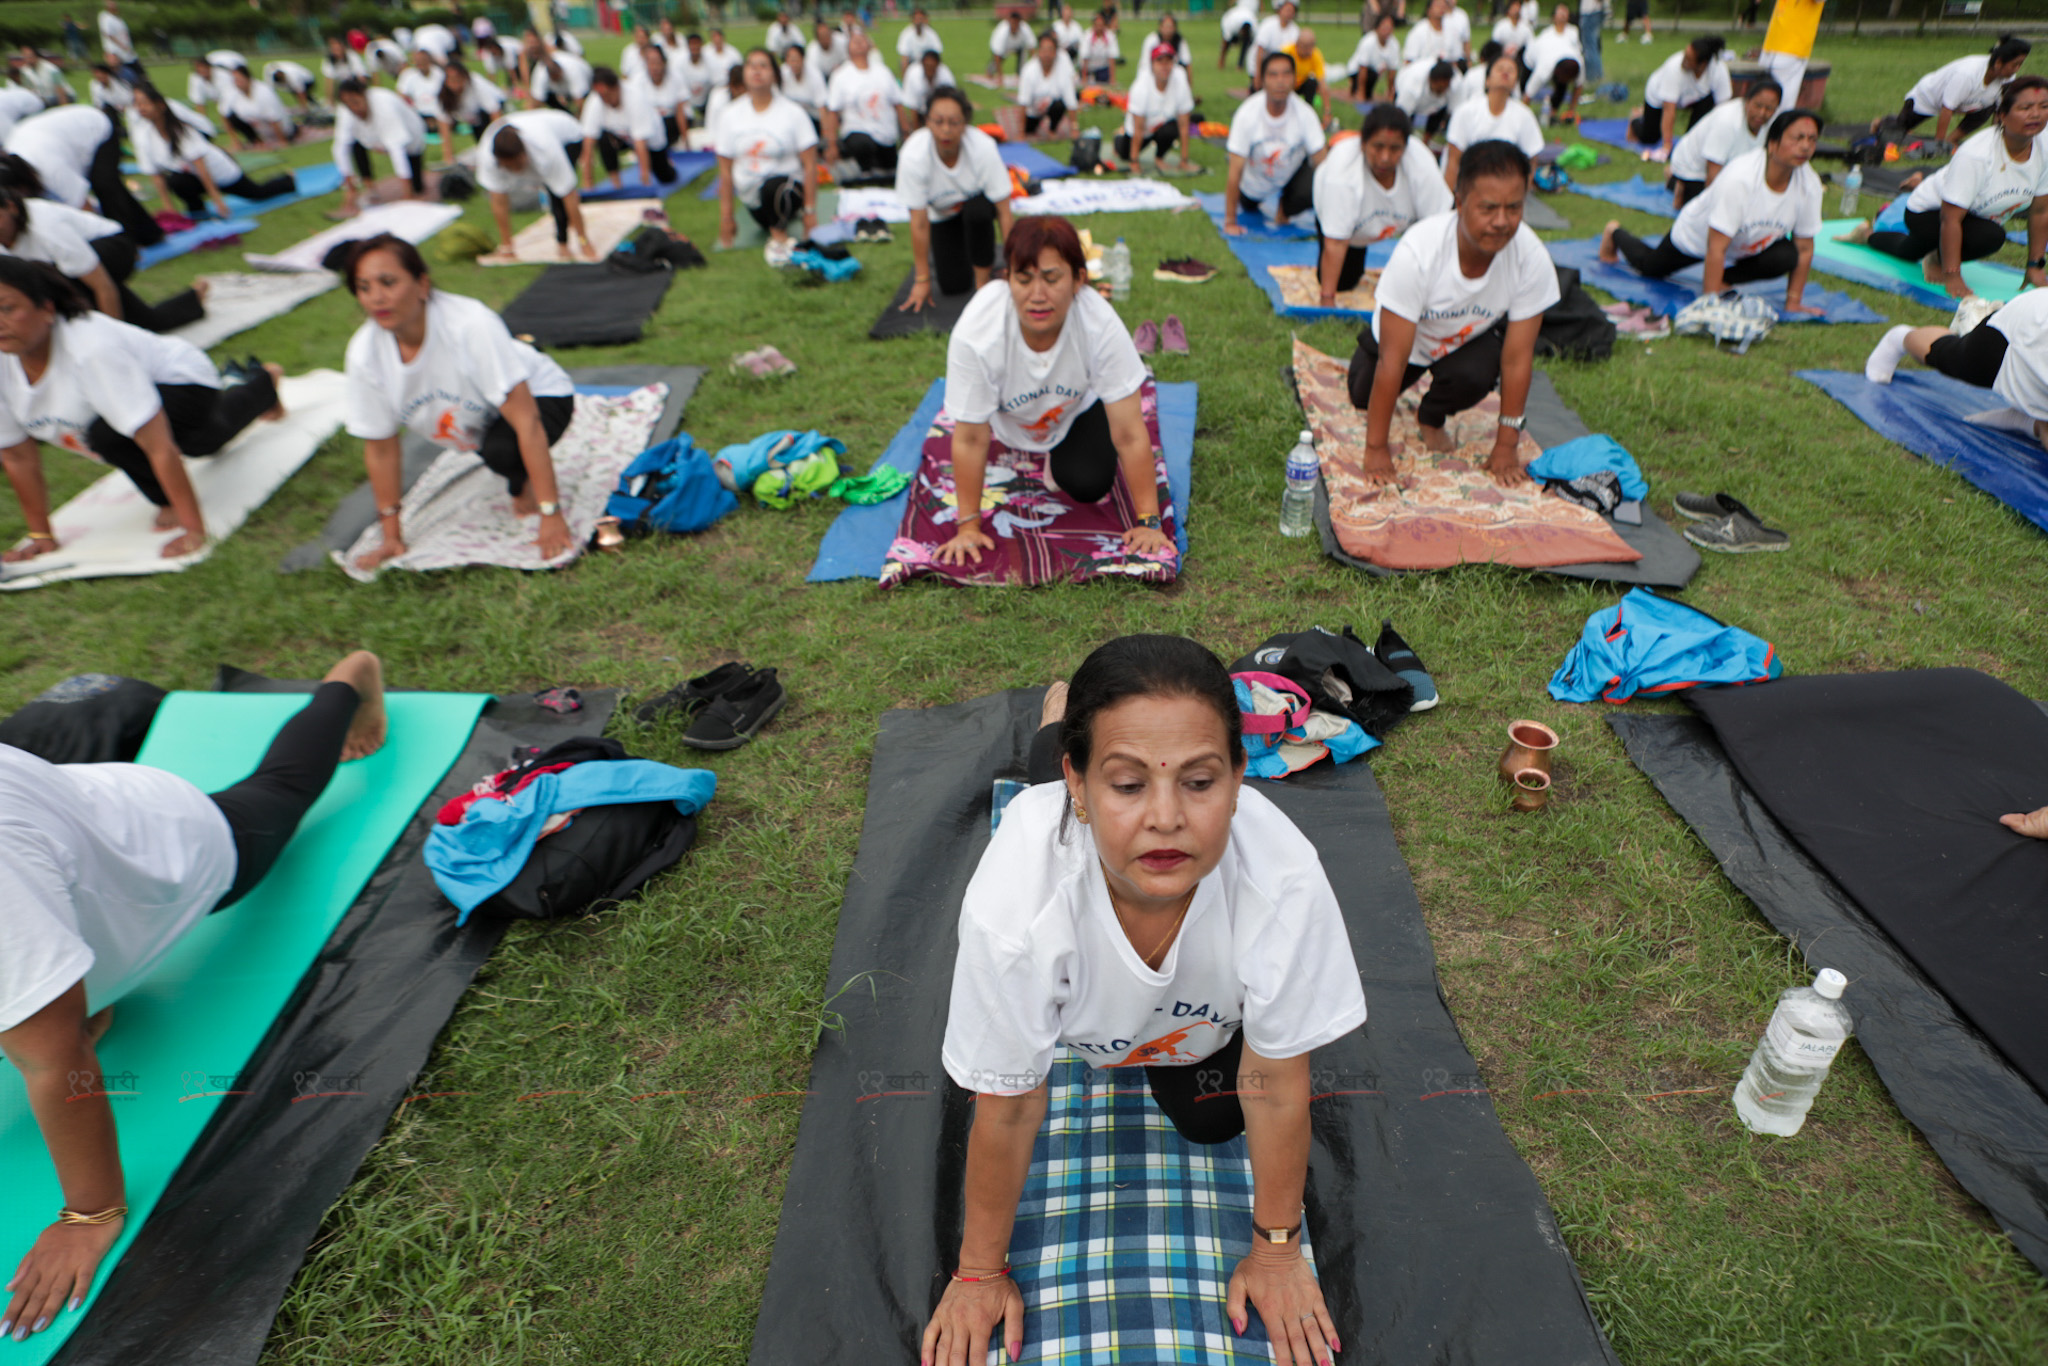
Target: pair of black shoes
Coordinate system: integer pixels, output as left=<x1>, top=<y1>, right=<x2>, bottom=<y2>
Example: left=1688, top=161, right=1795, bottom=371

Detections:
left=634, top=662, right=787, bottom=751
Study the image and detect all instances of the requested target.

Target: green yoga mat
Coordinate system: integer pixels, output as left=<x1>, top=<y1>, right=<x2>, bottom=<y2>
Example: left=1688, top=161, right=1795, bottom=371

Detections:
left=1814, top=216, right=2027, bottom=308
left=0, top=690, right=487, bottom=1363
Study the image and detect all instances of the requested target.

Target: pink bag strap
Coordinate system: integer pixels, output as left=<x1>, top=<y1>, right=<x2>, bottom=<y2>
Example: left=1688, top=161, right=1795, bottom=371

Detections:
left=1232, top=671, right=1314, bottom=735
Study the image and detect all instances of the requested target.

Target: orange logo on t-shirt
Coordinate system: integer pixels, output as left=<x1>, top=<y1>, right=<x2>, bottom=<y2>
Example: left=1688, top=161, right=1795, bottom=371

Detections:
left=1017, top=402, right=1067, bottom=441
left=1105, top=1025, right=1202, bottom=1067
left=1429, top=321, right=1479, bottom=359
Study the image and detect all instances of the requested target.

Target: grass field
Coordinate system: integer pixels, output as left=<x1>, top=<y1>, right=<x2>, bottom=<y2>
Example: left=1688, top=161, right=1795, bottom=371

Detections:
left=9, top=21, right=2048, bottom=1365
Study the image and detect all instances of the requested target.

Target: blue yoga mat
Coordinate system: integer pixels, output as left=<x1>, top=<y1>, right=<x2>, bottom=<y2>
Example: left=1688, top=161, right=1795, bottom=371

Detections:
left=1225, top=233, right=1393, bottom=322
left=582, top=149, right=718, bottom=201
left=807, top=379, right=1197, bottom=582
left=1569, top=173, right=1679, bottom=217
left=1546, top=235, right=1885, bottom=323
left=1578, top=116, right=1653, bottom=152
left=999, top=140, right=1076, bottom=180
left=1196, top=189, right=1317, bottom=240
left=1864, top=194, right=2020, bottom=244
left=123, top=162, right=345, bottom=219
left=1801, top=368, right=2048, bottom=535
left=135, top=217, right=260, bottom=271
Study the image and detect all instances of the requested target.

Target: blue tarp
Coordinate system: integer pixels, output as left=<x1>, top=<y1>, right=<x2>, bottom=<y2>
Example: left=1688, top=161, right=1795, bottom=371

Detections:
left=582, top=148, right=718, bottom=200
left=1549, top=587, right=1782, bottom=704
left=1577, top=116, right=1653, bottom=152
left=806, top=379, right=1198, bottom=581
left=1545, top=235, right=1885, bottom=323
left=1799, top=368, right=2048, bottom=536
left=1196, top=189, right=1317, bottom=239
left=1567, top=173, right=1678, bottom=218
left=1223, top=232, right=1394, bottom=322
left=136, top=216, right=260, bottom=271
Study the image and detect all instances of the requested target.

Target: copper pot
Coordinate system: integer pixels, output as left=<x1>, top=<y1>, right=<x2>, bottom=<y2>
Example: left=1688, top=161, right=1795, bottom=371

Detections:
left=1510, top=767, right=1551, bottom=813
left=1498, top=719, right=1560, bottom=783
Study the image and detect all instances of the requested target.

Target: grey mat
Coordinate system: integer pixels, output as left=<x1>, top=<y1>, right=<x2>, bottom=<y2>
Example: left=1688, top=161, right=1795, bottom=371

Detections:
left=278, top=365, right=702, bottom=572
left=1313, top=370, right=1702, bottom=587
left=869, top=269, right=975, bottom=339
left=1523, top=195, right=1570, bottom=232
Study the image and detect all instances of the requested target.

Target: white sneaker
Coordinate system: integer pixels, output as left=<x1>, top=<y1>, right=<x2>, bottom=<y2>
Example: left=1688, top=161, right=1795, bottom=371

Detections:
left=764, top=238, right=795, bottom=267
left=1865, top=325, right=1911, bottom=384
left=1640, top=31, right=1652, bottom=43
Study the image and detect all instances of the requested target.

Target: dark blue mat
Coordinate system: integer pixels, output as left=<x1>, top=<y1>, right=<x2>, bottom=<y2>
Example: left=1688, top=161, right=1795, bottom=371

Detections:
left=807, top=379, right=1196, bottom=582
left=1196, top=189, right=1317, bottom=239
left=582, top=149, right=717, bottom=200
left=1546, top=235, right=1884, bottom=322
left=136, top=217, right=261, bottom=270
left=1224, top=233, right=1393, bottom=321
left=1578, top=116, right=1653, bottom=151
left=1569, top=173, right=1677, bottom=217
left=1800, top=368, right=2048, bottom=535
left=999, top=140, right=1076, bottom=180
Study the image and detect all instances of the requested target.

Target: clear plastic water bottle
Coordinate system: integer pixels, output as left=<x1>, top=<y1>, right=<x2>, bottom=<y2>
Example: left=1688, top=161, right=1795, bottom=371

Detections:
left=1106, top=237, right=1132, bottom=301
left=1279, top=430, right=1318, bottom=537
left=1734, top=968, right=1854, bottom=1137
left=1838, top=163, right=1862, bottom=218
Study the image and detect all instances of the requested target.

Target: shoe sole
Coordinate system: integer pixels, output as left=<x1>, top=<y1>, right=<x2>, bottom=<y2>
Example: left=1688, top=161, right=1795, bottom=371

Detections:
left=1672, top=501, right=1726, bottom=522
left=1683, top=533, right=1789, bottom=552
left=680, top=690, right=787, bottom=750
left=1406, top=694, right=1440, bottom=712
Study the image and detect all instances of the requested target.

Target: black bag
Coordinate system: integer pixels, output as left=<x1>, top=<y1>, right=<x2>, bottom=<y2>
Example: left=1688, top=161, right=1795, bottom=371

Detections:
left=1232, top=626, right=1414, bottom=739
left=438, top=165, right=477, bottom=201
left=1069, top=129, right=1102, bottom=173
left=606, top=224, right=708, bottom=275
left=1537, top=265, right=1617, bottom=362
left=0, top=673, right=166, bottom=763
left=473, top=799, right=698, bottom=920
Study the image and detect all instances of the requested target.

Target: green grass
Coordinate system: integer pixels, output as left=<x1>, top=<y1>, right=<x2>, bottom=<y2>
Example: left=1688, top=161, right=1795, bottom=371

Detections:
left=11, top=24, right=2048, bottom=1366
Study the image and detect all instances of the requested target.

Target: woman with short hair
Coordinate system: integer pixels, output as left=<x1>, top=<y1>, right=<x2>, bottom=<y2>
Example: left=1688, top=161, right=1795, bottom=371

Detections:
left=1630, top=35, right=1730, bottom=156
left=1313, top=102, right=1452, bottom=304
left=129, top=83, right=294, bottom=221
left=1222, top=51, right=1327, bottom=235
left=896, top=86, right=1014, bottom=310
left=1666, top=77, right=1779, bottom=209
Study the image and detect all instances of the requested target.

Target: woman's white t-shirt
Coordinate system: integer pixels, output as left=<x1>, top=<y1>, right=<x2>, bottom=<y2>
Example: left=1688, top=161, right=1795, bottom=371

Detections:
left=344, top=291, right=574, bottom=451
left=1079, top=29, right=1120, bottom=71
left=1226, top=92, right=1326, bottom=201
left=899, top=60, right=958, bottom=111
left=715, top=92, right=819, bottom=205
left=395, top=64, right=445, bottom=118
left=1989, top=286, right=2048, bottom=419
left=1053, top=17, right=1086, bottom=52
left=0, top=312, right=217, bottom=453
left=808, top=32, right=851, bottom=79
left=1402, top=20, right=1456, bottom=68
left=1669, top=147, right=1822, bottom=259
left=896, top=125, right=1011, bottom=222
left=4, top=106, right=115, bottom=207
left=1314, top=133, right=1452, bottom=245
left=0, top=746, right=237, bottom=1033
left=474, top=108, right=581, bottom=197
left=945, top=281, right=1147, bottom=452
left=131, top=112, right=240, bottom=181
left=581, top=80, right=667, bottom=148
left=444, top=75, right=506, bottom=127
left=1253, top=16, right=1301, bottom=64
left=1492, top=15, right=1535, bottom=54
left=1372, top=209, right=1561, bottom=363
left=989, top=21, right=1037, bottom=59
left=941, top=783, right=1367, bottom=1093
left=781, top=61, right=828, bottom=116
left=1017, top=53, right=1079, bottom=116
left=896, top=23, right=945, bottom=62
left=1124, top=65, right=1194, bottom=138
left=826, top=59, right=904, bottom=145
left=5, top=199, right=119, bottom=278
left=1643, top=51, right=1732, bottom=110
left=1346, top=31, right=1403, bottom=78
left=1669, top=96, right=1764, bottom=183
left=1906, top=125, right=2048, bottom=222
left=1905, top=54, right=2004, bottom=117
left=1522, top=24, right=1584, bottom=97
left=1445, top=96, right=1544, bottom=155
left=1137, top=31, right=1193, bottom=67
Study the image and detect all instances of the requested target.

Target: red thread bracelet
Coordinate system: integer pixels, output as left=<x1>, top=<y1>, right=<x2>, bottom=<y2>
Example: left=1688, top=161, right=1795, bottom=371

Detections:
left=951, top=1266, right=1012, bottom=1283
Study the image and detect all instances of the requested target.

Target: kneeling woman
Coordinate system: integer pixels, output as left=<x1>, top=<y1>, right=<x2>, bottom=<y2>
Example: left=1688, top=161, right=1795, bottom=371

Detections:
left=936, top=216, right=1168, bottom=568
left=896, top=85, right=1014, bottom=309
left=341, top=235, right=579, bottom=568
left=0, top=259, right=281, bottom=563
left=1598, top=108, right=1823, bottom=312
left=1866, top=287, right=2048, bottom=447
left=714, top=48, right=819, bottom=261
left=1311, top=103, right=1451, bottom=305
left=130, top=83, right=296, bottom=222
left=0, top=168, right=206, bottom=334
left=924, top=634, right=1366, bottom=1366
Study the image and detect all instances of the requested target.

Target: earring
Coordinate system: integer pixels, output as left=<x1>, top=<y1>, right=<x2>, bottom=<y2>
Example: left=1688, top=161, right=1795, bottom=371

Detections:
left=1075, top=804, right=1089, bottom=823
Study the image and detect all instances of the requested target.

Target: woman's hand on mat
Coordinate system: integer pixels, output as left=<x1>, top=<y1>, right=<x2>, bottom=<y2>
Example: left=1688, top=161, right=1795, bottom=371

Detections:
left=1, top=533, right=56, bottom=562
left=1782, top=301, right=1824, bottom=317
left=1122, top=522, right=1172, bottom=555
left=1223, top=218, right=1246, bottom=236
left=536, top=512, right=573, bottom=560
left=2000, top=804, right=2048, bottom=839
left=1228, top=1245, right=1338, bottom=1366
left=1360, top=444, right=1398, bottom=486
left=921, top=1275, right=1023, bottom=1366
left=3, top=1214, right=123, bottom=1341
left=480, top=246, right=521, bottom=265
left=160, top=528, right=207, bottom=559
left=1483, top=446, right=1531, bottom=488
left=935, top=522, right=995, bottom=566
left=901, top=278, right=934, bottom=312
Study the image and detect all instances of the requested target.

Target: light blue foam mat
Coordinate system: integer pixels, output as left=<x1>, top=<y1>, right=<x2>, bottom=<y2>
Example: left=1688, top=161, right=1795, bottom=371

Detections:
left=1568, top=173, right=1679, bottom=217
left=807, top=379, right=1197, bottom=581
left=581, top=148, right=718, bottom=200
left=1196, top=189, right=1317, bottom=239
left=1225, top=233, right=1394, bottom=322
left=1545, top=235, right=1885, bottom=323
left=1000, top=140, right=1077, bottom=180
left=1577, top=116, right=1653, bottom=152
left=124, top=161, right=344, bottom=219
left=1863, top=194, right=2019, bottom=244
left=1800, top=368, right=2048, bottom=535
left=136, top=217, right=261, bottom=271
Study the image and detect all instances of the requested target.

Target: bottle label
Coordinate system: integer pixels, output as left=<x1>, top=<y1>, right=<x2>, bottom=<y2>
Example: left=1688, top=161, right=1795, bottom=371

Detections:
left=1766, top=1015, right=1843, bottom=1065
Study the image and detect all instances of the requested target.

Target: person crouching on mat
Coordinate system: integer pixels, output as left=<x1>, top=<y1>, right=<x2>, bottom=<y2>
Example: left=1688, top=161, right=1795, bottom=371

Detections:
left=0, top=649, right=388, bottom=1345
left=897, top=86, right=1014, bottom=311
left=1313, top=103, right=1453, bottom=307
left=1629, top=34, right=1730, bottom=160
left=579, top=63, right=676, bottom=192
left=1117, top=43, right=1196, bottom=173
left=0, top=259, right=283, bottom=563
left=1351, top=138, right=1559, bottom=487
left=1222, top=51, right=1327, bottom=235
left=0, top=172, right=207, bottom=334
left=923, top=634, right=1366, bottom=1366
left=1017, top=32, right=1078, bottom=139
left=1597, top=108, right=1823, bottom=313
left=333, top=78, right=430, bottom=216
left=476, top=108, right=598, bottom=263
left=1666, top=77, right=1779, bottom=211
left=1865, top=287, right=2048, bottom=448
left=1839, top=76, right=2048, bottom=300
left=935, top=215, right=1167, bottom=568
left=1886, top=34, right=2030, bottom=149
left=128, top=84, right=295, bottom=222
left=715, top=48, right=819, bottom=265
left=341, top=234, right=578, bottom=568
left=217, top=63, right=298, bottom=151
left=434, top=58, right=506, bottom=160
left=822, top=28, right=904, bottom=177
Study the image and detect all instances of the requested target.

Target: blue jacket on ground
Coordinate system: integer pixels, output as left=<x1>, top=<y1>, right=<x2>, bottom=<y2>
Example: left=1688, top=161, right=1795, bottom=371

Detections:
left=1549, top=587, right=1782, bottom=704
left=1528, top=435, right=1648, bottom=500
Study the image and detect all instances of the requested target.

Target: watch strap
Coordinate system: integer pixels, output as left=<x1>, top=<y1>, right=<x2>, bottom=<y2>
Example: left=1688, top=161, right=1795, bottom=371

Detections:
left=537, top=500, right=561, bottom=517
left=1135, top=513, right=1163, bottom=529
left=1499, top=414, right=1528, bottom=431
left=1255, top=1220, right=1303, bottom=1244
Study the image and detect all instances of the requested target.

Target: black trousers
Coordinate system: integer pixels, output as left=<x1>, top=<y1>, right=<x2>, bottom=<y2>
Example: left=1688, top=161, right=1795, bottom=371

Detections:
left=1347, top=318, right=1508, bottom=427
left=1629, top=93, right=1714, bottom=144
left=1926, top=318, right=2010, bottom=388
left=89, top=234, right=205, bottom=333
left=1043, top=400, right=1119, bottom=503
left=1613, top=227, right=1798, bottom=282
left=1023, top=100, right=1068, bottom=136
left=1113, top=119, right=1178, bottom=162
left=930, top=193, right=998, bottom=295
left=1022, top=721, right=1248, bottom=1145
left=545, top=140, right=586, bottom=242
left=87, top=377, right=279, bottom=505
left=746, top=173, right=805, bottom=232
left=89, top=130, right=162, bottom=245
left=840, top=130, right=898, bottom=173
left=162, top=168, right=296, bottom=216
left=1297, top=77, right=1320, bottom=104
left=1868, top=206, right=2009, bottom=265
left=1334, top=243, right=1370, bottom=293
left=1896, top=101, right=1993, bottom=140
left=1237, top=157, right=1315, bottom=221
left=349, top=141, right=427, bottom=196
left=1668, top=174, right=1706, bottom=208
left=225, top=111, right=295, bottom=144
left=1223, top=22, right=1254, bottom=67
left=476, top=394, right=577, bottom=496
left=1356, top=67, right=1387, bottom=99
left=595, top=129, right=678, bottom=182
left=1422, top=105, right=1451, bottom=137
left=208, top=681, right=360, bottom=911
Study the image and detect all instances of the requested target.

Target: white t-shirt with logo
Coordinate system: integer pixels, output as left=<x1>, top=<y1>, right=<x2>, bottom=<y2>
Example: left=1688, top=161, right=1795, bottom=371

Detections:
left=344, top=291, right=573, bottom=452
left=945, top=281, right=1147, bottom=452
left=1445, top=96, right=1544, bottom=155
left=0, top=312, right=217, bottom=454
left=825, top=58, right=904, bottom=145
left=941, top=783, right=1368, bottom=1093
left=1905, top=54, right=2005, bottom=118
left=1017, top=52, right=1079, bottom=116
left=1906, top=125, right=2048, bottom=222
left=1226, top=91, right=1325, bottom=201
left=1314, top=133, right=1452, bottom=246
left=0, top=745, right=238, bottom=1033
left=714, top=92, right=819, bottom=205
left=1669, top=146, right=1821, bottom=260
left=1372, top=209, right=1561, bottom=363
left=1669, top=96, right=1765, bottom=183
left=896, top=125, right=1011, bottom=222
left=1124, top=65, right=1194, bottom=138
left=1990, top=286, right=2048, bottom=419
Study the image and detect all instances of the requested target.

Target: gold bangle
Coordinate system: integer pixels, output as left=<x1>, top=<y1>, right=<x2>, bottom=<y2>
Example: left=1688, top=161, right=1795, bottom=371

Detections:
left=58, top=1205, right=127, bottom=1226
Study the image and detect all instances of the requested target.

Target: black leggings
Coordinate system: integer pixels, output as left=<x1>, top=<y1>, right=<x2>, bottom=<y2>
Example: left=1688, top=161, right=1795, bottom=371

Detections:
left=1925, top=318, right=2009, bottom=388
left=1896, top=100, right=1993, bottom=140
left=349, top=141, right=428, bottom=196
left=1333, top=243, right=1370, bottom=293
left=1867, top=205, right=2009, bottom=265
left=1669, top=175, right=1706, bottom=208
left=840, top=130, right=898, bottom=174
left=476, top=394, right=577, bottom=496
left=1355, top=67, right=1388, bottom=99
left=1347, top=318, right=1509, bottom=428
left=1113, top=119, right=1179, bottom=162
left=87, top=377, right=279, bottom=505
left=1043, top=400, right=1120, bottom=503
left=1629, top=93, right=1715, bottom=145
left=89, top=234, right=205, bottom=333
left=746, top=173, right=805, bottom=232
left=1223, top=22, right=1254, bottom=68
left=225, top=111, right=295, bottom=145
left=545, top=140, right=586, bottom=242
left=162, top=168, right=297, bottom=216
left=1612, top=228, right=1799, bottom=282
left=595, top=129, right=678, bottom=182
left=1238, top=157, right=1316, bottom=221
left=90, top=129, right=163, bottom=245
left=1542, top=58, right=1581, bottom=112
left=208, top=681, right=360, bottom=911
left=930, top=193, right=998, bottom=296
left=1023, top=720, right=1247, bottom=1145
left=1024, top=101, right=1068, bottom=136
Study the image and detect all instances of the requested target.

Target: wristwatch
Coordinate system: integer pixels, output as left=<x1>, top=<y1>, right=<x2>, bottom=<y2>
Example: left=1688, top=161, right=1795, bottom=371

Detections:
left=1254, top=1220, right=1303, bottom=1246
left=537, top=500, right=561, bottom=517
left=1135, top=513, right=1163, bottom=529
left=2031, top=256, right=2046, bottom=271
left=1499, top=414, right=1528, bottom=432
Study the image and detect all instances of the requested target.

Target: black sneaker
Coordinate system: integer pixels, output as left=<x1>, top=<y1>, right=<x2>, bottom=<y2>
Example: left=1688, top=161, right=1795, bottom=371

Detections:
left=1374, top=619, right=1438, bottom=711
left=1672, top=491, right=1762, bottom=523
left=682, top=667, right=787, bottom=750
left=633, top=661, right=753, bottom=724
left=1684, top=511, right=1790, bottom=553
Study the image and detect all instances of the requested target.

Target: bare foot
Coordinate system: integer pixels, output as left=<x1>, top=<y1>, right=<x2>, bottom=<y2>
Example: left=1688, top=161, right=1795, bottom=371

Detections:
left=1041, top=679, right=1069, bottom=730
left=85, top=1005, right=114, bottom=1047
left=194, top=278, right=211, bottom=304
left=1418, top=425, right=1455, bottom=453
left=1598, top=219, right=1621, bottom=264
left=1835, top=220, right=1873, bottom=245
left=1921, top=254, right=1945, bottom=284
left=258, top=363, right=287, bottom=421
left=154, top=506, right=180, bottom=530
left=325, top=650, right=387, bottom=761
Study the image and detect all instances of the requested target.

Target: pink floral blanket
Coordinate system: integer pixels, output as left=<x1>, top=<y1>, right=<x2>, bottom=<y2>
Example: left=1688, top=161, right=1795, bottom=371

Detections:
left=879, top=381, right=1180, bottom=588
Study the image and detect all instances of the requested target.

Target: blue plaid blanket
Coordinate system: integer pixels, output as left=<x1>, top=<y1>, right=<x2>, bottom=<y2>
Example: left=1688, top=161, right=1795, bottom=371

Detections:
left=1004, top=1049, right=1317, bottom=1364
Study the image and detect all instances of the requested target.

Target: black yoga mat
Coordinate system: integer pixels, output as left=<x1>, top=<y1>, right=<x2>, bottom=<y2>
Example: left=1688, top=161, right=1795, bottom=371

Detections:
left=868, top=268, right=976, bottom=339
left=499, top=263, right=673, bottom=347
left=50, top=678, right=616, bottom=1366
left=749, top=689, right=1619, bottom=1366
left=1612, top=702, right=2048, bottom=1279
